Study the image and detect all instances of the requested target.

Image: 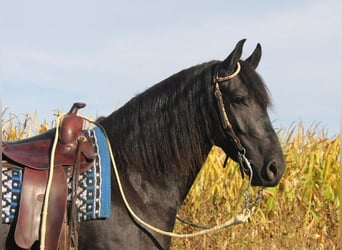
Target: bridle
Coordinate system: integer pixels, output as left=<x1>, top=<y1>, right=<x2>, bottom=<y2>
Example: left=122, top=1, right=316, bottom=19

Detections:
left=213, top=62, right=252, bottom=179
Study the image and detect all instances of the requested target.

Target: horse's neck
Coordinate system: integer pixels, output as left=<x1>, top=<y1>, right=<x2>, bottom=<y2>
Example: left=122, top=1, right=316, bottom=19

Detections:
left=102, top=106, right=212, bottom=211
left=103, top=116, right=212, bottom=208
left=101, top=71, right=216, bottom=217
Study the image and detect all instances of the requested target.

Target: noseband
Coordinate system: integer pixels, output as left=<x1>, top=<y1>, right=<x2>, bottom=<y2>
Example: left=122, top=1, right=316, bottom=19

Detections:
left=213, top=62, right=251, bottom=179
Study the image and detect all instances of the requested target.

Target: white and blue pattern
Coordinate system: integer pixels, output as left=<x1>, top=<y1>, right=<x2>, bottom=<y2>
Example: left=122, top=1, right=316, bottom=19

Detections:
left=2, top=167, right=22, bottom=224
left=2, top=126, right=111, bottom=224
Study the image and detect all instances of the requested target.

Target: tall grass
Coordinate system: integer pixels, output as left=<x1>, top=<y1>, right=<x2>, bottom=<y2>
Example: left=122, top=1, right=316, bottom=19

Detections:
left=1, top=110, right=49, bottom=140
left=1, top=113, right=340, bottom=249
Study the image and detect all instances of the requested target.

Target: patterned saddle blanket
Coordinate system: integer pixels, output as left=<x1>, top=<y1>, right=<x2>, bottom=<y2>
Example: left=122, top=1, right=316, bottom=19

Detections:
left=2, top=126, right=111, bottom=224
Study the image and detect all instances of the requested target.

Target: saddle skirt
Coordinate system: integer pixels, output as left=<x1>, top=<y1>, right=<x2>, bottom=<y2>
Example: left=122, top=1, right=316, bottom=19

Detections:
left=2, top=128, right=96, bottom=171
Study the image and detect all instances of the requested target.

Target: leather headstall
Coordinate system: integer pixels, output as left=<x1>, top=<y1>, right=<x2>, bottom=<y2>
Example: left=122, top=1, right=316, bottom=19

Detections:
left=213, top=62, right=249, bottom=178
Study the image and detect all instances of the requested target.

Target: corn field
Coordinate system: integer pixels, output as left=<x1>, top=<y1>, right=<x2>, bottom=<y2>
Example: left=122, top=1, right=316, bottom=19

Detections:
left=172, top=124, right=340, bottom=249
left=1, top=112, right=340, bottom=249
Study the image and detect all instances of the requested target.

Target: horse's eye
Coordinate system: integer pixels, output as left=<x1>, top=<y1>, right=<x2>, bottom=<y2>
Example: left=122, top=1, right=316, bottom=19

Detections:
left=232, top=96, right=247, bottom=105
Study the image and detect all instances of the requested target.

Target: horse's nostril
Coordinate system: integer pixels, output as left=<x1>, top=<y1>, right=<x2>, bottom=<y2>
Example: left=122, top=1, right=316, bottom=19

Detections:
left=266, top=161, right=277, bottom=181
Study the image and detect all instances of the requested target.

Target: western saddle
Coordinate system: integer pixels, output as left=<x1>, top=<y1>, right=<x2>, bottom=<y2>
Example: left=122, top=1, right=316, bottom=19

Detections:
left=2, top=102, right=97, bottom=250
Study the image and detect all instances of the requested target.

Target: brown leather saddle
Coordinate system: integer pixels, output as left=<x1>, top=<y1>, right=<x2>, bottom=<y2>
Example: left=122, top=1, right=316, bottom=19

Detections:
left=2, top=102, right=97, bottom=250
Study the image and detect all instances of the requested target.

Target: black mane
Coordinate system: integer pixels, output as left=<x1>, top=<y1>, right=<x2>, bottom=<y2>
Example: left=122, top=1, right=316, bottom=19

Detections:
left=102, top=61, right=216, bottom=176
left=101, top=60, right=271, bottom=176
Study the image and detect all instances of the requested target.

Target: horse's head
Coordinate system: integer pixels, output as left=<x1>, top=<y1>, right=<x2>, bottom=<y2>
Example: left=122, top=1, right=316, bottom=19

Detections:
left=212, top=39, right=285, bottom=187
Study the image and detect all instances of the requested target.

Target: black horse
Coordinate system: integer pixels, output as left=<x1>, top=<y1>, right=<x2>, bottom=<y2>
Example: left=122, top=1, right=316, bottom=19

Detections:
left=1, top=39, right=285, bottom=249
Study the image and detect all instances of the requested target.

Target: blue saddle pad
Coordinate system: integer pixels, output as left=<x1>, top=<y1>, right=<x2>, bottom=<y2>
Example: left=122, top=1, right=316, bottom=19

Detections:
left=2, top=126, right=111, bottom=224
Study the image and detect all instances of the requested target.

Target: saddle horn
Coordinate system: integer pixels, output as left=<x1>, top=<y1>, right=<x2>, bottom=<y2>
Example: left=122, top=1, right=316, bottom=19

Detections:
left=59, top=102, right=86, bottom=144
left=68, top=102, right=86, bottom=115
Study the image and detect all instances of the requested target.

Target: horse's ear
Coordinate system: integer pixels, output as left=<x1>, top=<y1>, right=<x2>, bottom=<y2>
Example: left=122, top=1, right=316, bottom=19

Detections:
left=246, top=43, right=262, bottom=69
left=219, top=39, right=246, bottom=75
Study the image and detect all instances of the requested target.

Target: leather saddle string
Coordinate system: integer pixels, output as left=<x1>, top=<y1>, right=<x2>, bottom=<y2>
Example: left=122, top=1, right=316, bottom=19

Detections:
left=68, top=136, right=85, bottom=250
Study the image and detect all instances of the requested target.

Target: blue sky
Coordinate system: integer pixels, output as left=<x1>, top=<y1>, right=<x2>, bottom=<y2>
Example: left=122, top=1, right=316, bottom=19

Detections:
left=1, top=0, right=341, bottom=136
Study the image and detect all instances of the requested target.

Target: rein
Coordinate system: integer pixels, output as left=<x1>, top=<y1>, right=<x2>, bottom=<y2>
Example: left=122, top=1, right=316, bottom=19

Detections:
left=40, top=115, right=61, bottom=250
left=102, top=61, right=261, bottom=237
left=42, top=64, right=263, bottom=244
left=98, top=122, right=263, bottom=238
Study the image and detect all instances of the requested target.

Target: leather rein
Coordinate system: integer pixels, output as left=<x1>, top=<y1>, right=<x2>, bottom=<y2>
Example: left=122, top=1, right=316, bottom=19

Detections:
left=213, top=62, right=251, bottom=179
